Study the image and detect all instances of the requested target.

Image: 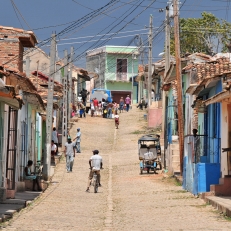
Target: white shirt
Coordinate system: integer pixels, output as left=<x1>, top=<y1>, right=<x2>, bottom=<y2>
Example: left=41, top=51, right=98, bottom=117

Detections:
left=52, top=130, right=58, bottom=143
left=90, top=154, right=102, bottom=170
left=76, top=131, right=81, bottom=142
left=114, top=115, right=119, bottom=119
left=65, top=142, right=75, bottom=156
left=51, top=143, right=57, bottom=151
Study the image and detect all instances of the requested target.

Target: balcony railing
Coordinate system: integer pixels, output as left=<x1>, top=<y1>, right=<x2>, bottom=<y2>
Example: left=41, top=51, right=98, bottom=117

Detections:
left=116, top=72, right=127, bottom=81
left=184, top=135, right=220, bottom=164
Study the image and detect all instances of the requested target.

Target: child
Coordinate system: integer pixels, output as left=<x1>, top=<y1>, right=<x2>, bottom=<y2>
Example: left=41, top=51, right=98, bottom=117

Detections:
left=114, top=112, right=119, bottom=129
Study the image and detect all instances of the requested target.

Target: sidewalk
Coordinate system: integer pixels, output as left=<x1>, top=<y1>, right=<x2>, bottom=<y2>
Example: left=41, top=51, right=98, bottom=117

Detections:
left=174, top=174, right=231, bottom=217
left=204, top=196, right=231, bottom=217
left=0, top=153, right=63, bottom=222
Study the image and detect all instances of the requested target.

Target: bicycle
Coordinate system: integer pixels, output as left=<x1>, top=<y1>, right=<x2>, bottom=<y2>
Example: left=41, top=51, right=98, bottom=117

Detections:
left=92, top=171, right=99, bottom=193
left=90, top=167, right=103, bottom=193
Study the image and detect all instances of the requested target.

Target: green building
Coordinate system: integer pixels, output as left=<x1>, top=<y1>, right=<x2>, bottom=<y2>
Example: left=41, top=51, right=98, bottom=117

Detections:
left=86, top=46, right=139, bottom=104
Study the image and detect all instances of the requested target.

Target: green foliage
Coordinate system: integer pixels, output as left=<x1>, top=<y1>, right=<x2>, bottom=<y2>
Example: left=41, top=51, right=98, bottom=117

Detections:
left=170, top=12, right=231, bottom=56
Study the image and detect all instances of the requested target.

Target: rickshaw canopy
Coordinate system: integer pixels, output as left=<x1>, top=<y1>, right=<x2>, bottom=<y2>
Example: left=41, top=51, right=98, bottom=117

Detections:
left=138, top=135, right=159, bottom=143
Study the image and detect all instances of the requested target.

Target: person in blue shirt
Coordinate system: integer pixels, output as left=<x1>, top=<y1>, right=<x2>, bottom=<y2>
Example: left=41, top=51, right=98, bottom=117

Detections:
left=24, top=160, right=42, bottom=191
left=73, top=128, right=81, bottom=153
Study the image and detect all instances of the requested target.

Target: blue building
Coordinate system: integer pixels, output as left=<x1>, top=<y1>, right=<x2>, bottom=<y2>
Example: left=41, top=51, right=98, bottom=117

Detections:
left=182, top=57, right=225, bottom=195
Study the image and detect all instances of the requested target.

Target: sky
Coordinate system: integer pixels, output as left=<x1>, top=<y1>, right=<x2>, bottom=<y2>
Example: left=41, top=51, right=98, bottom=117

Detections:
left=0, top=0, right=231, bottom=69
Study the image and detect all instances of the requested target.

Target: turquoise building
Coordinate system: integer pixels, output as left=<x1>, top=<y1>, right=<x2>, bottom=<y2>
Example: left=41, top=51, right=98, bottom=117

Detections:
left=86, top=46, right=139, bottom=104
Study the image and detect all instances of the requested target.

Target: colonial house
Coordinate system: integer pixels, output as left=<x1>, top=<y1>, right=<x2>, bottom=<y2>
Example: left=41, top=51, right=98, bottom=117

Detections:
left=182, top=55, right=231, bottom=196
left=86, top=46, right=139, bottom=104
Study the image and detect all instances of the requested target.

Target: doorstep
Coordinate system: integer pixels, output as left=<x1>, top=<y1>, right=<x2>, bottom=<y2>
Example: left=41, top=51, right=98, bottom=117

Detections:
left=204, top=196, right=231, bottom=217
left=0, top=151, right=64, bottom=223
left=0, top=191, right=41, bottom=222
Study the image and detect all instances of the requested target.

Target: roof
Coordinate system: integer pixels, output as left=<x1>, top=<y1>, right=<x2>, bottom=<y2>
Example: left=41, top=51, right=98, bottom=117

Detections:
left=32, top=71, right=63, bottom=87
left=0, top=25, right=37, bottom=47
left=86, top=46, right=139, bottom=56
left=184, top=56, right=231, bottom=95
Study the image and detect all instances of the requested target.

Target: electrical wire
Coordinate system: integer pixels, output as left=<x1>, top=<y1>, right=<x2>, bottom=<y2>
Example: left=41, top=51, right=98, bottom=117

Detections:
left=3, top=0, right=120, bottom=66
left=37, top=0, right=149, bottom=75
left=10, top=0, right=24, bottom=29
left=11, top=0, right=33, bottom=31
left=49, top=0, right=157, bottom=76
left=60, top=29, right=149, bottom=41
left=72, top=0, right=145, bottom=27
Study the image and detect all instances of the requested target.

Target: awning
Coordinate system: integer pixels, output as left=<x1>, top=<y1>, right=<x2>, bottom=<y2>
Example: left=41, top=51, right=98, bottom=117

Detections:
left=192, top=76, right=222, bottom=95
left=78, top=74, right=90, bottom=81
left=203, top=90, right=231, bottom=106
left=0, top=86, right=22, bottom=109
left=186, top=84, right=198, bottom=94
left=23, top=91, right=45, bottom=110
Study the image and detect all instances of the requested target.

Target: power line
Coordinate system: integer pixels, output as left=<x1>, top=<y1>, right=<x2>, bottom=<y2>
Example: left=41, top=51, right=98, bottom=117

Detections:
left=60, top=29, right=149, bottom=41
left=3, top=0, right=120, bottom=67
left=10, top=0, right=24, bottom=29
left=39, top=0, right=158, bottom=76
left=57, top=33, right=148, bottom=46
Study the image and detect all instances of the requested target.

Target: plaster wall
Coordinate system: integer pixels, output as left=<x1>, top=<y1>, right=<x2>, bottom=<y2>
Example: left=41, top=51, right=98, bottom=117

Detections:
left=23, top=48, right=50, bottom=76
left=221, top=101, right=229, bottom=177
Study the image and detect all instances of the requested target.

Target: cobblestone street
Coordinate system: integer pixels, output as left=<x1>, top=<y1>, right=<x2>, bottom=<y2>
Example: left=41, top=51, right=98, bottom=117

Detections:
left=2, top=108, right=231, bottom=231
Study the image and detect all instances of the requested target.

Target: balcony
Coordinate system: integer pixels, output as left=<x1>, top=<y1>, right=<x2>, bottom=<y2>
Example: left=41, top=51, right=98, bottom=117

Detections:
left=116, top=72, right=127, bottom=81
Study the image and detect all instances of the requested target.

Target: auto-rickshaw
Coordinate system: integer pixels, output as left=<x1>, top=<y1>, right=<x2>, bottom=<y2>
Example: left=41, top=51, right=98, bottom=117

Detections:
left=138, top=134, right=162, bottom=174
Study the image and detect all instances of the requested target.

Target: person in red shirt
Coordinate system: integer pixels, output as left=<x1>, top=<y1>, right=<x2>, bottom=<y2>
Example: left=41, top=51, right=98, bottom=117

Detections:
left=93, top=98, right=99, bottom=114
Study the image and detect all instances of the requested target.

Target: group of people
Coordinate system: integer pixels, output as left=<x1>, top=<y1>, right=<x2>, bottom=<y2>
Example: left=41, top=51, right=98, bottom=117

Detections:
left=119, top=95, right=131, bottom=112
left=63, top=128, right=103, bottom=193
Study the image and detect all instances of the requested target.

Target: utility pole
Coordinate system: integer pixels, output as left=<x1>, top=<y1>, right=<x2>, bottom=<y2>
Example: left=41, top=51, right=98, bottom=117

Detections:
left=173, top=0, right=184, bottom=175
left=43, top=33, right=56, bottom=180
left=26, top=56, right=30, bottom=77
left=148, top=15, right=153, bottom=107
left=132, top=55, right=134, bottom=105
left=162, top=4, right=171, bottom=169
left=68, top=47, right=74, bottom=122
left=62, top=50, right=68, bottom=149
left=36, top=60, right=39, bottom=90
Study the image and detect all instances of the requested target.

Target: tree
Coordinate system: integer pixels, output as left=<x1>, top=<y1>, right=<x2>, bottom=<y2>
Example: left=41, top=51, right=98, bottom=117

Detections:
left=170, top=12, right=231, bottom=56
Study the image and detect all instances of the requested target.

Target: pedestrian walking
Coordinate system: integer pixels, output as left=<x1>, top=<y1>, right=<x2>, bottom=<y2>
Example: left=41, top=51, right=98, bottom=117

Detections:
left=98, top=101, right=102, bottom=116
left=119, top=97, right=124, bottom=113
left=73, top=128, right=81, bottom=153
left=107, top=102, right=113, bottom=119
left=90, top=101, right=95, bottom=117
left=51, top=140, right=57, bottom=162
left=125, top=95, right=131, bottom=112
left=93, top=98, right=99, bottom=115
left=78, top=101, right=86, bottom=118
left=52, top=127, right=59, bottom=155
left=114, top=112, right=119, bottom=129
left=65, top=137, right=76, bottom=172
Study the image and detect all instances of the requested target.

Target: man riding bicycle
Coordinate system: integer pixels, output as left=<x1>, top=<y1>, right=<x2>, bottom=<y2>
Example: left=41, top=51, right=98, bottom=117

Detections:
left=86, top=150, right=103, bottom=192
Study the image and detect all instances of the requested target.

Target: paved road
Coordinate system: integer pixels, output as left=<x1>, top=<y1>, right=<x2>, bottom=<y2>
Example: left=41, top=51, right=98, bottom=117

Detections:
left=2, top=108, right=231, bottom=231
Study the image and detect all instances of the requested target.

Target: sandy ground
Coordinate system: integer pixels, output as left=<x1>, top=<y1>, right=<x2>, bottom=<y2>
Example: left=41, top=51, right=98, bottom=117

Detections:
left=2, top=108, right=231, bottom=231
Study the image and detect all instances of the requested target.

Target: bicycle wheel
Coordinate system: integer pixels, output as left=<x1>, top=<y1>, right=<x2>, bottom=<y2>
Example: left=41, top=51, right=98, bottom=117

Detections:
left=93, top=174, right=98, bottom=193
